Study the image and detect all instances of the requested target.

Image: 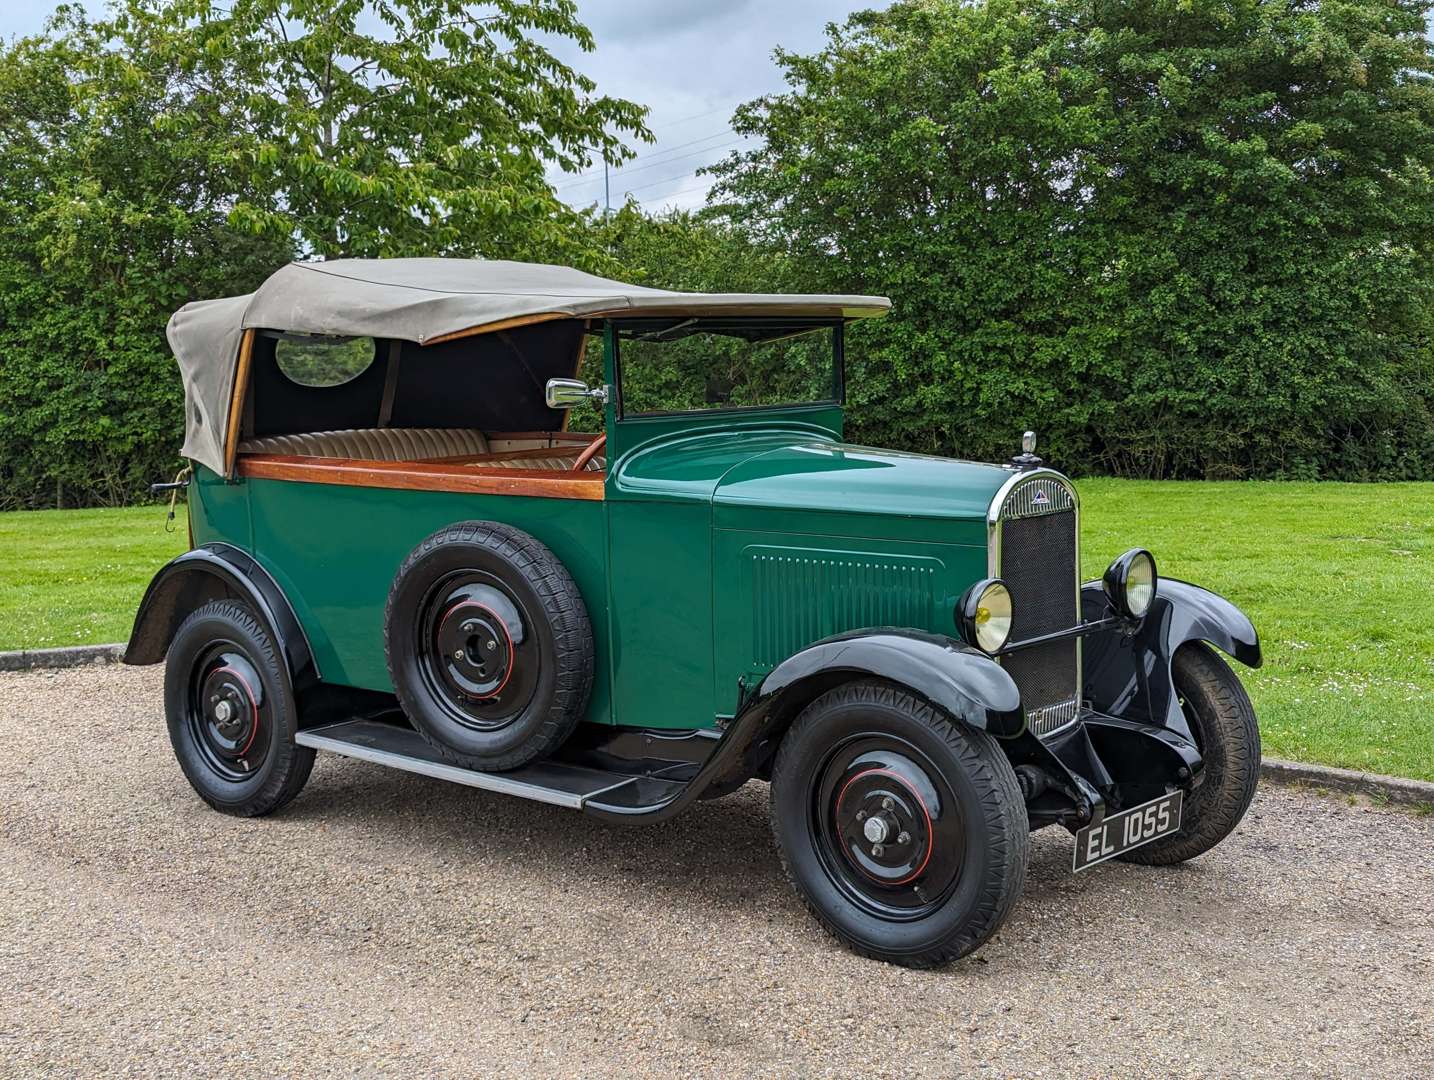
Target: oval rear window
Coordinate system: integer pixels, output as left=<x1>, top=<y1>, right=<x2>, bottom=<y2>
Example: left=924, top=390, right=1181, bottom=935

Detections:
left=275, top=335, right=376, bottom=387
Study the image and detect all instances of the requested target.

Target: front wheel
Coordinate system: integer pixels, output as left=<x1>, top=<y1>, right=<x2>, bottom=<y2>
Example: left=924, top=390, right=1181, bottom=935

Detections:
left=1119, top=642, right=1260, bottom=865
left=769, top=680, right=1029, bottom=968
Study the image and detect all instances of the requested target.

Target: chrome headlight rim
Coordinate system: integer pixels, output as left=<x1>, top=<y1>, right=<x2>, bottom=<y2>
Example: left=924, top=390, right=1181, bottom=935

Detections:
left=1103, top=548, right=1158, bottom=619
left=957, top=577, right=1014, bottom=655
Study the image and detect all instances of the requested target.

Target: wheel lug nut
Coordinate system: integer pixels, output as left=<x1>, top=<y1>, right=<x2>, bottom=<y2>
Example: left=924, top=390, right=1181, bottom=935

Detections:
left=882, top=797, right=895, bottom=811
left=897, top=831, right=911, bottom=845
left=871, top=844, right=885, bottom=857
left=855, top=810, right=867, bottom=822
left=486, top=641, right=496, bottom=651
left=453, top=650, right=464, bottom=660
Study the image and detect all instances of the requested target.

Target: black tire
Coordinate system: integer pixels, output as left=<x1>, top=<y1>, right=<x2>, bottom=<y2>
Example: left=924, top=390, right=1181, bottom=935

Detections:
left=385, top=521, right=593, bottom=772
left=769, top=679, right=1029, bottom=968
left=1119, top=642, right=1260, bottom=865
left=164, top=600, right=315, bottom=816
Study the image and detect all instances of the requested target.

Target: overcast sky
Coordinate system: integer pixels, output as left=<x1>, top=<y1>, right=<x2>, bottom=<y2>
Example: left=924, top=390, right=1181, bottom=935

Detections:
left=1, top=1, right=871, bottom=213
left=540, top=1, right=872, bottom=212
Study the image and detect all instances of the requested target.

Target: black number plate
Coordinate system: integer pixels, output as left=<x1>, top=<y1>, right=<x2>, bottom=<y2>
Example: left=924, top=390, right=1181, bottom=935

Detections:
left=1072, top=791, right=1183, bottom=872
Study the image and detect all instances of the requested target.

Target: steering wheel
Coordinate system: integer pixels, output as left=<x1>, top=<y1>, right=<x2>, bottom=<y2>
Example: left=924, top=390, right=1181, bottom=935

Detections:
left=572, top=433, right=606, bottom=472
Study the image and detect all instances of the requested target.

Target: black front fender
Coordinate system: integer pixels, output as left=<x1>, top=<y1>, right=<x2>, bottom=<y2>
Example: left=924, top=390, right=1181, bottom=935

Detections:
left=715, top=629, right=1021, bottom=796
left=584, top=628, right=1023, bottom=824
left=752, top=628, right=1025, bottom=737
left=1081, top=577, right=1260, bottom=739
left=124, top=543, right=318, bottom=687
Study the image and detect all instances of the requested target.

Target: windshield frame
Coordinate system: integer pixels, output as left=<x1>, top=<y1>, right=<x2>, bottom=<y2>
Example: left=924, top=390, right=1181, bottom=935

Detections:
left=609, top=316, right=846, bottom=421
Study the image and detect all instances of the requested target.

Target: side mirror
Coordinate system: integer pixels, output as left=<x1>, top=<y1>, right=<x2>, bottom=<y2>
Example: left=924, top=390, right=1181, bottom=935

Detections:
left=545, top=377, right=609, bottom=409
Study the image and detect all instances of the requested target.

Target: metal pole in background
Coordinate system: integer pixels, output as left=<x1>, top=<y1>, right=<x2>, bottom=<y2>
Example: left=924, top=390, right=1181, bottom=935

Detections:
left=604, top=158, right=610, bottom=215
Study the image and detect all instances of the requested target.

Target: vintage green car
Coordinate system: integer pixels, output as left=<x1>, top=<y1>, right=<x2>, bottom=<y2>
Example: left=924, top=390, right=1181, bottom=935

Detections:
left=128, top=258, right=1262, bottom=967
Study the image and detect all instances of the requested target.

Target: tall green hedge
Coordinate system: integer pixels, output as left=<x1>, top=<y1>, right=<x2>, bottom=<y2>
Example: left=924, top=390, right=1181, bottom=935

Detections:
left=708, top=0, right=1434, bottom=479
left=3, top=0, right=1434, bottom=509
left=0, top=18, right=290, bottom=509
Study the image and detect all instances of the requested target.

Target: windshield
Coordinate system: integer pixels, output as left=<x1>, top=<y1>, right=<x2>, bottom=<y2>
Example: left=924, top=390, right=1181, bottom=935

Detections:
left=612, top=317, right=842, bottom=418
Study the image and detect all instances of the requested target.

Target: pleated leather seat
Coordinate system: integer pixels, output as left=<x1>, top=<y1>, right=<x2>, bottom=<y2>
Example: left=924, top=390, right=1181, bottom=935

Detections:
left=239, top=427, right=604, bottom=471
left=240, top=428, right=490, bottom=461
left=497, top=454, right=606, bottom=472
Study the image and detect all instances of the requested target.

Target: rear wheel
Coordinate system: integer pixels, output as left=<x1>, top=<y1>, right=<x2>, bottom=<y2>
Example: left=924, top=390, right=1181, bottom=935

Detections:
left=770, top=680, right=1028, bottom=968
left=1119, top=642, right=1260, bottom=865
left=164, top=600, right=314, bottom=816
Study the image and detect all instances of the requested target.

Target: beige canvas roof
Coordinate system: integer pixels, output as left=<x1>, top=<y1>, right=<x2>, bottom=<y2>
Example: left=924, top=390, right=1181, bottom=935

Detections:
left=169, top=257, right=891, bottom=475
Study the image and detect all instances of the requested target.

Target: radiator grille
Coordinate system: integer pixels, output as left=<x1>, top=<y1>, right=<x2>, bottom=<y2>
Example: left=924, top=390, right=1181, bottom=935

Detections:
left=994, top=475, right=1079, bottom=738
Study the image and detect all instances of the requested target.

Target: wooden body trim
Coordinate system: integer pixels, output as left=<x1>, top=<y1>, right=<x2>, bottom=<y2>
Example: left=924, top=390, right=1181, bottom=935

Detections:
left=238, top=454, right=605, bottom=501
left=223, top=329, right=257, bottom=477
left=425, top=444, right=593, bottom=466
left=239, top=453, right=605, bottom=499
left=572, top=433, right=606, bottom=473
left=424, top=313, right=568, bottom=345
left=489, top=430, right=594, bottom=444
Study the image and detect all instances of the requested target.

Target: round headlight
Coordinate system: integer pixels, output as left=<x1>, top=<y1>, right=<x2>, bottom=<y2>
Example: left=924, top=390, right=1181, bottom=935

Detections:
left=1103, top=548, right=1158, bottom=619
left=957, top=578, right=1014, bottom=655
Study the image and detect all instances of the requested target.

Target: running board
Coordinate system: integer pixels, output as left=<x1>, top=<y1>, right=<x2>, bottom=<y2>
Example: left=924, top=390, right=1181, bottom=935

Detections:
left=295, top=718, right=688, bottom=812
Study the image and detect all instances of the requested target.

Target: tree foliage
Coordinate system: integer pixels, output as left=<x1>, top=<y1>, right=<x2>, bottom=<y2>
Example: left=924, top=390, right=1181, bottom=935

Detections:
left=5, top=0, right=1434, bottom=510
left=708, top=0, right=1434, bottom=479
left=118, top=0, right=648, bottom=260
left=0, top=1, right=645, bottom=508
left=0, top=9, right=289, bottom=509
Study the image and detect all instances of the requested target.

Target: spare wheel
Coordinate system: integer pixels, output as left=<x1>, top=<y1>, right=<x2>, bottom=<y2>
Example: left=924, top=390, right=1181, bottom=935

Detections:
left=385, top=521, right=594, bottom=771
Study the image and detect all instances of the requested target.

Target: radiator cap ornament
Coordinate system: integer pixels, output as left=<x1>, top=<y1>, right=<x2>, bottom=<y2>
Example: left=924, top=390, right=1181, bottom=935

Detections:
left=1011, top=430, right=1042, bottom=470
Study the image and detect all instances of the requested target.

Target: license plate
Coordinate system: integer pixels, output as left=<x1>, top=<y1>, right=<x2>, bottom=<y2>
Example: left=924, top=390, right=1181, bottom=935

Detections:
left=1072, top=791, right=1183, bottom=872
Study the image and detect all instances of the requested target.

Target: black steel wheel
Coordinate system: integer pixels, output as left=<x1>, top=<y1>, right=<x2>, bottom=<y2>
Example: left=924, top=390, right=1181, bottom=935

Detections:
left=164, top=600, right=315, bottom=816
left=1119, top=643, right=1260, bottom=865
left=385, top=521, right=593, bottom=771
left=418, top=573, right=541, bottom=732
left=770, top=680, right=1029, bottom=967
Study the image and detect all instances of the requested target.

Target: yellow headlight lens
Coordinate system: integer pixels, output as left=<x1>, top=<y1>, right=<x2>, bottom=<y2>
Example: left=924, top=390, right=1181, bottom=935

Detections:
left=973, top=581, right=1012, bottom=653
left=1125, top=551, right=1156, bottom=617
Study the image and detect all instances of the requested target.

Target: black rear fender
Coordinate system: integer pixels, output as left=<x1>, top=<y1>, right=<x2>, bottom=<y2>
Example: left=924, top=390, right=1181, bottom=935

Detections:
left=124, top=544, right=318, bottom=689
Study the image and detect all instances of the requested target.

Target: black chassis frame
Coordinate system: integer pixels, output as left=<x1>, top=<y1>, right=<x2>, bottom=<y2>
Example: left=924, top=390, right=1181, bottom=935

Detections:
left=128, top=545, right=1259, bottom=831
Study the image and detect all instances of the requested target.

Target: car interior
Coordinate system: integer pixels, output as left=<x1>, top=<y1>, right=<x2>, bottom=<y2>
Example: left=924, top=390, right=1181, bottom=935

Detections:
left=232, top=319, right=606, bottom=481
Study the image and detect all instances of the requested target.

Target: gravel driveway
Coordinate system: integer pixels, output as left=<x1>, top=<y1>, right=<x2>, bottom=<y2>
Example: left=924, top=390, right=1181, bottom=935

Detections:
left=2, top=664, right=1431, bottom=1079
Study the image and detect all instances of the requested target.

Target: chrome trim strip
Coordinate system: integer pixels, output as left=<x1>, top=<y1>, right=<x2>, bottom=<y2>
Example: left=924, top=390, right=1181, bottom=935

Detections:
left=986, top=467, right=1083, bottom=738
left=1027, top=697, right=1080, bottom=739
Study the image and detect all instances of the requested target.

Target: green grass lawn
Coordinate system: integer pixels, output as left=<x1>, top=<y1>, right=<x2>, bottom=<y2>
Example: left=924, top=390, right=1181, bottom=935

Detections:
left=1, top=482, right=1431, bottom=780
left=0, top=505, right=187, bottom=651
left=1079, top=480, right=1434, bottom=783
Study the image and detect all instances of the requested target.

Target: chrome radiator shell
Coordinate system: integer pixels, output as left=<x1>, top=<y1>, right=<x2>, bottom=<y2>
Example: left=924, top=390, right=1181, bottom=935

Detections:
left=987, top=470, right=1081, bottom=738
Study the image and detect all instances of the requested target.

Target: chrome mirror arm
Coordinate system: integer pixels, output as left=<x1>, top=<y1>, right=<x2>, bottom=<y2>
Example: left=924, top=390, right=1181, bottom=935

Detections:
left=545, top=378, right=609, bottom=409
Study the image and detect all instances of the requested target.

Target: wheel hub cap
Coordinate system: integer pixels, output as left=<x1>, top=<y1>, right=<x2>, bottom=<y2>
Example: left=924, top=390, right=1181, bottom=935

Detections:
left=435, top=605, right=514, bottom=699
left=862, top=813, right=895, bottom=845
left=816, top=739, right=968, bottom=918
left=420, top=576, right=539, bottom=733
left=836, top=767, right=935, bottom=886
left=191, top=650, right=265, bottom=777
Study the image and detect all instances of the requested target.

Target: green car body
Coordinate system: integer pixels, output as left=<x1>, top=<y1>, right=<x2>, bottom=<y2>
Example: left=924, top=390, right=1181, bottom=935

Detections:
left=129, top=259, right=1267, bottom=967
left=186, top=402, right=1002, bottom=736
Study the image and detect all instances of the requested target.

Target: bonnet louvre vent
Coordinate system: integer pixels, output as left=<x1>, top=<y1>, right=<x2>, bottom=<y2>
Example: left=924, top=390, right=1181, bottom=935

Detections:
left=748, top=549, right=938, bottom=670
